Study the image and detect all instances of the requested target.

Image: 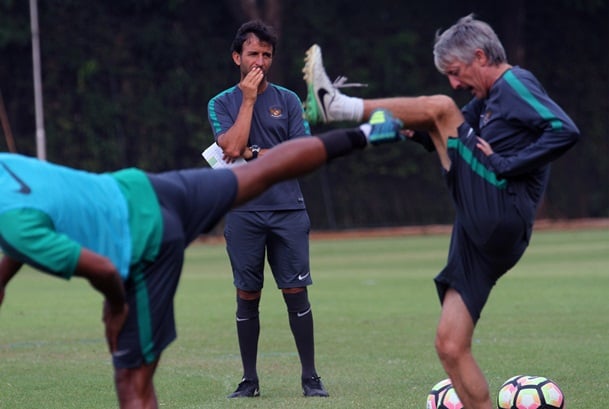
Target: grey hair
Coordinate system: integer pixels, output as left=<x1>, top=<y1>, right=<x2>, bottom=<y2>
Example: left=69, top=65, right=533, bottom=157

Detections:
left=433, top=14, right=507, bottom=73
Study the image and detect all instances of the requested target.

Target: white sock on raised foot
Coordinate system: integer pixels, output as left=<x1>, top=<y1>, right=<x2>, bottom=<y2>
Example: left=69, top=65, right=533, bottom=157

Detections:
left=330, top=94, right=364, bottom=122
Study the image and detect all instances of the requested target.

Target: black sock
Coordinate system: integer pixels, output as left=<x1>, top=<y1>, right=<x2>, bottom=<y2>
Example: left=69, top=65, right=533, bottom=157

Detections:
left=317, top=128, right=367, bottom=161
left=283, top=290, right=316, bottom=379
left=235, top=296, right=260, bottom=381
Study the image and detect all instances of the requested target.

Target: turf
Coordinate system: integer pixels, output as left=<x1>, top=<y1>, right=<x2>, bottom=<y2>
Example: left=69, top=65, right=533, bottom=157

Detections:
left=1, top=227, right=607, bottom=408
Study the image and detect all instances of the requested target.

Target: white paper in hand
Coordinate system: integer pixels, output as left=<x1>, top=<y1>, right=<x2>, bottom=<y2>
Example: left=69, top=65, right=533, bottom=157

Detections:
left=202, top=142, right=246, bottom=169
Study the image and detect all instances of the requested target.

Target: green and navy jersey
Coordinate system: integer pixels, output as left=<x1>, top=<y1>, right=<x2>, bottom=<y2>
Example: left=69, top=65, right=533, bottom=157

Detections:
left=0, top=153, right=162, bottom=280
left=208, top=83, right=311, bottom=211
left=461, top=66, right=579, bottom=204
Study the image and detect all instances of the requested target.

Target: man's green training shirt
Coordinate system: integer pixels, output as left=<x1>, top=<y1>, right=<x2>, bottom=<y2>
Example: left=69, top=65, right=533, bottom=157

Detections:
left=0, top=153, right=163, bottom=280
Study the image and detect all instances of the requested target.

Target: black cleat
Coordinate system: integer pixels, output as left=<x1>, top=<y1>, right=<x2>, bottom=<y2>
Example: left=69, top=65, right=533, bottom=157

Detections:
left=227, top=378, right=260, bottom=398
left=302, top=375, right=329, bottom=397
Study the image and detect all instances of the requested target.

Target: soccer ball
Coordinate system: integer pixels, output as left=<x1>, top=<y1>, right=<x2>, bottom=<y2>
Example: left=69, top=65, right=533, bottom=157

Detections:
left=497, top=375, right=528, bottom=409
left=427, top=378, right=464, bottom=409
left=513, top=376, right=565, bottom=409
left=498, top=375, right=565, bottom=409
left=427, top=378, right=452, bottom=409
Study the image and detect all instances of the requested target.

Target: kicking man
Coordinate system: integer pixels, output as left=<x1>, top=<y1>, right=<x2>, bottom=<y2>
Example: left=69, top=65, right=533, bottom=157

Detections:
left=301, top=14, right=579, bottom=409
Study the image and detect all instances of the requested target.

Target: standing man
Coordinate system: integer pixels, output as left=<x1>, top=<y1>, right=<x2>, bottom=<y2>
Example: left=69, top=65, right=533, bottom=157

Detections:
left=0, top=110, right=404, bottom=408
left=207, top=20, right=328, bottom=398
left=301, top=14, right=579, bottom=409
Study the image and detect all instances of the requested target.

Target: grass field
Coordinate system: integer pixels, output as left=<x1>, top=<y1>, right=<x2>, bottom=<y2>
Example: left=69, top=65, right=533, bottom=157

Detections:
left=1, top=227, right=608, bottom=408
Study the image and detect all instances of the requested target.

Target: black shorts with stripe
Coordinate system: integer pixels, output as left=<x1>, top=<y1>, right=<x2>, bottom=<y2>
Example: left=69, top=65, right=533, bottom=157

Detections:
left=434, top=124, right=533, bottom=323
left=112, top=168, right=237, bottom=368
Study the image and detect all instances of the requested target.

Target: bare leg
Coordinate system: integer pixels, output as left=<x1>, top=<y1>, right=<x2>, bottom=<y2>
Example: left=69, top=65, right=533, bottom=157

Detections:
left=232, top=137, right=328, bottom=206
left=114, top=361, right=159, bottom=409
left=362, top=95, right=464, bottom=170
left=232, top=118, right=403, bottom=206
left=435, top=289, right=493, bottom=409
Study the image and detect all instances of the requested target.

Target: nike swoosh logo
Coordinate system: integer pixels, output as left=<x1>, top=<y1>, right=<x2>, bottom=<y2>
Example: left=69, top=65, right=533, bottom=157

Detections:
left=112, top=349, right=130, bottom=358
left=236, top=316, right=250, bottom=322
left=298, top=272, right=310, bottom=281
left=297, top=307, right=312, bottom=318
left=317, top=88, right=330, bottom=119
left=1, top=163, right=32, bottom=194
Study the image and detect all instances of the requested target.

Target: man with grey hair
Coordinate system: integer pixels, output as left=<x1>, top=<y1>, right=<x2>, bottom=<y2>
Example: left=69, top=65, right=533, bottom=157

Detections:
left=301, top=14, right=579, bottom=409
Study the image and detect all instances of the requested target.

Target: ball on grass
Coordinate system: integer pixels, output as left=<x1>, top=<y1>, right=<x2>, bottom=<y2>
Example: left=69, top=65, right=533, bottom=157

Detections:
left=426, top=378, right=463, bottom=409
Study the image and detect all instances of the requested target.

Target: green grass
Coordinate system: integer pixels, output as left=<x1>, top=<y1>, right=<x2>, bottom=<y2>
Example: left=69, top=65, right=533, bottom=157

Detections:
left=1, top=227, right=608, bottom=408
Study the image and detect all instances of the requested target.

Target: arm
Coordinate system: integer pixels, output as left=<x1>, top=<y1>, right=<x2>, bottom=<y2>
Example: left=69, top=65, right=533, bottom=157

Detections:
left=0, top=255, right=23, bottom=307
left=73, top=248, right=128, bottom=353
left=73, top=247, right=126, bottom=311
left=483, top=73, right=580, bottom=175
left=216, top=67, right=265, bottom=161
left=487, top=131, right=579, bottom=177
left=0, top=209, right=128, bottom=351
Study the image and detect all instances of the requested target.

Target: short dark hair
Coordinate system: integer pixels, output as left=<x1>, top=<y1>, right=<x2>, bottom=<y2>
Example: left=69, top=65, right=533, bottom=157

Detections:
left=231, top=20, right=278, bottom=55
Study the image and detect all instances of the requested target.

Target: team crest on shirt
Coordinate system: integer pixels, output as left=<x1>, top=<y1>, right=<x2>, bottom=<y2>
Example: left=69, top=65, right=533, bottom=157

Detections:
left=269, top=106, right=283, bottom=118
left=480, top=110, right=492, bottom=127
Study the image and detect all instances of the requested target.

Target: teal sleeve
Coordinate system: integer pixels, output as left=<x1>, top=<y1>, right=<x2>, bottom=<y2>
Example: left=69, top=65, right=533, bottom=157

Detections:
left=0, top=209, right=81, bottom=279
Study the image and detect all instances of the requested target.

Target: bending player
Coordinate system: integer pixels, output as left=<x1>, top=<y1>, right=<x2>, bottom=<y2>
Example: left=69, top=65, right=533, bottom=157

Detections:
left=0, top=110, right=402, bottom=409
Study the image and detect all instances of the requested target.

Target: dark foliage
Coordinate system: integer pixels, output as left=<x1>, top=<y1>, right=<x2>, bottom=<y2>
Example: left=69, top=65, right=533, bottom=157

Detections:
left=0, top=0, right=606, bottom=229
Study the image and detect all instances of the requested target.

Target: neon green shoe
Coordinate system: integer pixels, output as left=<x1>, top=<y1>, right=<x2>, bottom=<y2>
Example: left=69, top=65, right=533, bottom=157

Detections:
left=366, top=109, right=405, bottom=145
left=302, top=44, right=366, bottom=124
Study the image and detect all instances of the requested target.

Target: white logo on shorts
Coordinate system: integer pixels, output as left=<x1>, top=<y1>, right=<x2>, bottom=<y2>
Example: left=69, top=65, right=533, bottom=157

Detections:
left=298, top=271, right=310, bottom=281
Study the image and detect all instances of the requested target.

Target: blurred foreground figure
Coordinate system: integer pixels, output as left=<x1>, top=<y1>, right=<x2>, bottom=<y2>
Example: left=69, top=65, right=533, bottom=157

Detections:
left=0, top=109, right=403, bottom=409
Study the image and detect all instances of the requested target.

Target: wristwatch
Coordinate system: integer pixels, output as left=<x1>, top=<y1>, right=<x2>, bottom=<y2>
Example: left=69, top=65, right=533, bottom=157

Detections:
left=250, top=145, right=260, bottom=159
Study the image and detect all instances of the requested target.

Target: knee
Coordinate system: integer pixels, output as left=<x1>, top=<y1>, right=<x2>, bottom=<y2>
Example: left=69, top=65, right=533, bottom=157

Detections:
left=115, top=367, right=134, bottom=390
left=237, top=289, right=261, bottom=300
left=236, top=296, right=260, bottom=319
left=434, top=331, right=469, bottom=367
left=282, top=288, right=310, bottom=314
left=114, top=367, right=155, bottom=407
left=420, top=95, right=461, bottom=129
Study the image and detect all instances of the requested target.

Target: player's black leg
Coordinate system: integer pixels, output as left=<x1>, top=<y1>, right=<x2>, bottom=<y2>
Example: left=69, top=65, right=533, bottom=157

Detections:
left=283, top=289, right=315, bottom=377
left=283, top=289, right=329, bottom=397
left=228, top=295, right=261, bottom=398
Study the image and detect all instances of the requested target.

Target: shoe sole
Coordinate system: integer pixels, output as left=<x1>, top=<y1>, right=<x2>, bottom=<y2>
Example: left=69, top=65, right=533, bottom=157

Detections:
left=304, top=391, right=330, bottom=397
left=227, top=389, right=260, bottom=398
left=302, top=44, right=325, bottom=125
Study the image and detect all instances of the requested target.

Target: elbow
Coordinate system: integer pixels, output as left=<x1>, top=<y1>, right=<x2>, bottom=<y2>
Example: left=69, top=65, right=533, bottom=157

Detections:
left=556, top=123, right=580, bottom=150
left=553, top=128, right=580, bottom=159
left=570, top=129, right=581, bottom=145
left=217, top=135, right=245, bottom=159
left=566, top=121, right=581, bottom=145
left=563, top=129, right=580, bottom=152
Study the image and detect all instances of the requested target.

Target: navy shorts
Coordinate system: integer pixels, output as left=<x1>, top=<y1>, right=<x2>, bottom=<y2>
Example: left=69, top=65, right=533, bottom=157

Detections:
left=434, top=124, right=532, bottom=323
left=113, top=168, right=237, bottom=368
left=224, top=210, right=312, bottom=291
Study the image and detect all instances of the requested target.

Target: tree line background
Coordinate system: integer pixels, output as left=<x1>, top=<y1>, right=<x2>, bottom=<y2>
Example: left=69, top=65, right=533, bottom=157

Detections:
left=1, top=0, right=607, bottom=230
